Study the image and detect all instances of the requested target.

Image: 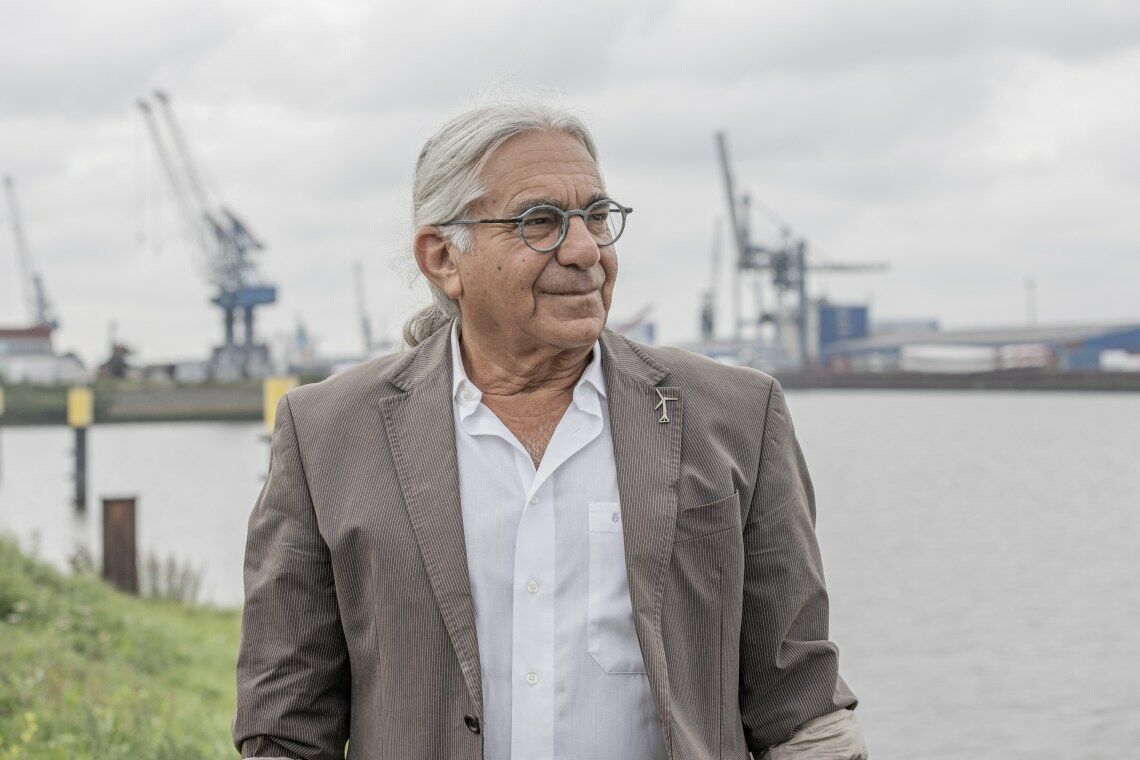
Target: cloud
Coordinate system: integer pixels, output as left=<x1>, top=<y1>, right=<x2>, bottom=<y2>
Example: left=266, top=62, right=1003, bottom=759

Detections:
left=1, top=0, right=1137, bottom=368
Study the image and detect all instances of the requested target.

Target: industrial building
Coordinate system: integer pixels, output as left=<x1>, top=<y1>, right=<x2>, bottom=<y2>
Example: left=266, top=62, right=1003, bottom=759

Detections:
left=0, top=325, right=86, bottom=383
left=821, top=322, right=1140, bottom=373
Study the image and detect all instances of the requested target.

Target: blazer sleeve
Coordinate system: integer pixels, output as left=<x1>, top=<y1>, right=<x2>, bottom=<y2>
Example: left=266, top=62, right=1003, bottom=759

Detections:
left=232, top=392, right=351, bottom=760
left=739, top=378, right=859, bottom=754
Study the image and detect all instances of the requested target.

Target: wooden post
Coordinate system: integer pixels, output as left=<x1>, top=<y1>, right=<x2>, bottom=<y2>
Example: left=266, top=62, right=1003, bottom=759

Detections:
left=102, top=496, right=138, bottom=594
left=74, top=428, right=87, bottom=510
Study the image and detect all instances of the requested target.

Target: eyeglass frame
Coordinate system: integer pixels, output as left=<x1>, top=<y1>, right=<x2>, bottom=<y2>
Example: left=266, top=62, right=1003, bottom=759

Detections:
left=437, top=197, right=634, bottom=253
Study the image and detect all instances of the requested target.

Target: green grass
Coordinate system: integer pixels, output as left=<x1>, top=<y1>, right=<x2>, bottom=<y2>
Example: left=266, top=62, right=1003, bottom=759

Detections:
left=0, top=533, right=242, bottom=758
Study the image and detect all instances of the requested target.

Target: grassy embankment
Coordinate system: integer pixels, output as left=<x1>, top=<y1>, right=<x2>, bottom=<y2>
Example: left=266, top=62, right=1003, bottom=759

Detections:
left=0, top=534, right=242, bottom=758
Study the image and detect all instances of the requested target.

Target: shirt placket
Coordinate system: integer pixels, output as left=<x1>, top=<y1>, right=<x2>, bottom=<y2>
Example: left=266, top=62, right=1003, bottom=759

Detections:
left=510, top=401, right=604, bottom=760
left=457, top=360, right=605, bottom=760
left=510, top=463, right=556, bottom=760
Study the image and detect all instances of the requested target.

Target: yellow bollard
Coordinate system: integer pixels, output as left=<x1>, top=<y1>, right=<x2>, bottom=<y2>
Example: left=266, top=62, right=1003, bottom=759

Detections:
left=67, top=386, right=94, bottom=429
left=263, top=376, right=299, bottom=435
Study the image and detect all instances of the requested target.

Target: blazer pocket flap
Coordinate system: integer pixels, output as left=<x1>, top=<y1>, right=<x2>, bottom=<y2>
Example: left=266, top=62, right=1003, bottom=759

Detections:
left=673, top=489, right=741, bottom=543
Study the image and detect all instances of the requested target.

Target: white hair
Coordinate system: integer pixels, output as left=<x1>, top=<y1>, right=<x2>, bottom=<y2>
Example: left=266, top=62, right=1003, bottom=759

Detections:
left=400, top=99, right=601, bottom=348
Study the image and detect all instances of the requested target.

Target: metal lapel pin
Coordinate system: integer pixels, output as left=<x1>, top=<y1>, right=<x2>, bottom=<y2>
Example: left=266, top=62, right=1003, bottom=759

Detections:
left=654, top=388, right=677, bottom=423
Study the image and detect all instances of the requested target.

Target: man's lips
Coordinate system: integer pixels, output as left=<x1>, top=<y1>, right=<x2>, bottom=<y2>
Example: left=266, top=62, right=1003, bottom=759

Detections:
left=546, top=288, right=598, bottom=295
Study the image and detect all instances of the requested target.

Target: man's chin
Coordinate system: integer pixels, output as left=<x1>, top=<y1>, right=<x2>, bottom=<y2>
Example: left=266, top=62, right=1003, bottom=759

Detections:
left=536, top=313, right=606, bottom=346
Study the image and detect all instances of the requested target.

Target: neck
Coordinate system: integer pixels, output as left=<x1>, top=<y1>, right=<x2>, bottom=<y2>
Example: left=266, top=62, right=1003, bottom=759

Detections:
left=457, top=319, right=594, bottom=405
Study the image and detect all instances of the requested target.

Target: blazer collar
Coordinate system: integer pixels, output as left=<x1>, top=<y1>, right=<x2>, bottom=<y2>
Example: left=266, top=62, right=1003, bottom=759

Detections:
left=387, top=315, right=670, bottom=394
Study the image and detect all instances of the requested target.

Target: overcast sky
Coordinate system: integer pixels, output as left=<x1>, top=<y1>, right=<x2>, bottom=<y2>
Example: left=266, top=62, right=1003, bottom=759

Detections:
left=2, top=0, right=1138, bottom=367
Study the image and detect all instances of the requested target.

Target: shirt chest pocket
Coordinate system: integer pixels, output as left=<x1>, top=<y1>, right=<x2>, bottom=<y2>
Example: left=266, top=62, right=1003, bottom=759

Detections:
left=587, top=501, right=647, bottom=674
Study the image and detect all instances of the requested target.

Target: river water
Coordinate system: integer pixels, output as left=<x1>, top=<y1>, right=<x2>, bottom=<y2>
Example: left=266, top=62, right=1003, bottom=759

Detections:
left=1, top=390, right=1137, bottom=758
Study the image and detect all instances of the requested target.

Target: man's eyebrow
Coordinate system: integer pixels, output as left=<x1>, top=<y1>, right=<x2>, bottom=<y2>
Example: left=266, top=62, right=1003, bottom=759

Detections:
left=504, top=197, right=565, bottom=217
left=503, top=192, right=610, bottom=218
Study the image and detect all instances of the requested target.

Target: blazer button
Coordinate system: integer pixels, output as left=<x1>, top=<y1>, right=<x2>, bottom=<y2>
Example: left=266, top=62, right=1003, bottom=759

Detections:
left=464, top=714, right=481, bottom=734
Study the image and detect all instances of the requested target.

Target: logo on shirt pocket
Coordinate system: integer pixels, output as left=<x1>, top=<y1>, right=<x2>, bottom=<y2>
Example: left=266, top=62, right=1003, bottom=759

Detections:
left=586, top=501, right=647, bottom=674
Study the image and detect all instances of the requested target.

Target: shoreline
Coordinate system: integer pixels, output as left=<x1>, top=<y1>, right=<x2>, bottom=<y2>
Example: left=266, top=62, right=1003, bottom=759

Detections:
left=1, top=369, right=1139, bottom=426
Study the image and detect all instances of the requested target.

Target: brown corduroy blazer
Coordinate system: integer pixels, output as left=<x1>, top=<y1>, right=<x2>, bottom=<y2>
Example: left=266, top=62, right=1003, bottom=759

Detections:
left=232, top=318, right=857, bottom=760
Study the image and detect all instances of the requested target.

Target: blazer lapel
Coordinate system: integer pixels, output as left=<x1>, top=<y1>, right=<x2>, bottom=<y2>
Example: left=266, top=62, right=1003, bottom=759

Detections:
left=377, top=320, right=484, bottom=717
left=598, top=327, right=680, bottom=755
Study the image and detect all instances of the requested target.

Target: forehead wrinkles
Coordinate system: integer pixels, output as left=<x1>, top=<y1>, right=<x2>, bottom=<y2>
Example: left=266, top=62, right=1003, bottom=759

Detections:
left=479, top=140, right=603, bottom=212
left=500, top=170, right=604, bottom=212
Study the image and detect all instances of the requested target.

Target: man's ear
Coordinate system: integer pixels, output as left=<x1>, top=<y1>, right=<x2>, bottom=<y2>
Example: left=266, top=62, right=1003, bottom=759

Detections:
left=414, top=226, right=463, bottom=300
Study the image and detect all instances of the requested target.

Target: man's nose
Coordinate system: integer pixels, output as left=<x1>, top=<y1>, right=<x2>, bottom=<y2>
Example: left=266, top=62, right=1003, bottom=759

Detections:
left=554, top=214, right=601, bottom=269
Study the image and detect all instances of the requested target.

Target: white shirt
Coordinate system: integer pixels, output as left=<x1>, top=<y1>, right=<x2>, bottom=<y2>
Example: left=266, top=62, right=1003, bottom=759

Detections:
left=450, top=318, right=666, bottom=760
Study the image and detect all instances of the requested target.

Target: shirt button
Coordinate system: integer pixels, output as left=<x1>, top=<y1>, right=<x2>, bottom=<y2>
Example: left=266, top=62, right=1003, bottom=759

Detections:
left=529, top=494, right=538, bottom=505
left=525, top=671, right=539, bottom=685
left=526, top=580, right=539, bottom=594
left=461, top=388, right=473, bottom=401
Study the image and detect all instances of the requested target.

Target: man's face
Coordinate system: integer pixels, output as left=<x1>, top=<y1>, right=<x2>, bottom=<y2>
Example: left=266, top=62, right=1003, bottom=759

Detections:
left=453, top=130, right=618, bottom=352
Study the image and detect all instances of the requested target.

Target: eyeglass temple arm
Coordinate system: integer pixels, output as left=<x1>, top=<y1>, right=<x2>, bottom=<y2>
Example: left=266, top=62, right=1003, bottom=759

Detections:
left=440, top=218, right=519, bottom=226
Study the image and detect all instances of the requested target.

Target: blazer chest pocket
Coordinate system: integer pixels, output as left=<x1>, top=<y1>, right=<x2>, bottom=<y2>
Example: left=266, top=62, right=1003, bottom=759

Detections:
left=673, top=489, right=741, bottom=543
left=587, top=501, right=647, bottom=674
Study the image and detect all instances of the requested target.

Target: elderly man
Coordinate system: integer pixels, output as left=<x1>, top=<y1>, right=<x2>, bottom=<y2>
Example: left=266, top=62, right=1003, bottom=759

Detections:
left=233, top=100, right=867, bottom=760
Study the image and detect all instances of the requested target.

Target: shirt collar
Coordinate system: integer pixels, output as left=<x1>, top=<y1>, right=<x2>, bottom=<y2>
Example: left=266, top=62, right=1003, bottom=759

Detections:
left=450, top=318, right=607, bottom=413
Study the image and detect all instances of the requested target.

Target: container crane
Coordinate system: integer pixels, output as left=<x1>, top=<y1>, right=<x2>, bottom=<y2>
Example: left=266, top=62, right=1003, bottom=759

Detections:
left=3, top=175, right=58, bottom=330
left=715, top=131, right=889, bottom=369
left=137, top=89, right=277, bottom=379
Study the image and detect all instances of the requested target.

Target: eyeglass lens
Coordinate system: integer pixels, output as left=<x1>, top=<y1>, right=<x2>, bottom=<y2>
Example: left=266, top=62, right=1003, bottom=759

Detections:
left=519, top=200, right=626, bottom=252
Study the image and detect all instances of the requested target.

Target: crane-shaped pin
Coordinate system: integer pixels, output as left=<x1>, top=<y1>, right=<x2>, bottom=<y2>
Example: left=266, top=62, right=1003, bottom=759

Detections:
left=654, top=388, right=677, bottom=423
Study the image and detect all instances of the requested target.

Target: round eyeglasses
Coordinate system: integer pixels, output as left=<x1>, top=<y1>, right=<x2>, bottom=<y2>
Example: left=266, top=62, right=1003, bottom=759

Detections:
left=439, top=198, right=633, bottom=253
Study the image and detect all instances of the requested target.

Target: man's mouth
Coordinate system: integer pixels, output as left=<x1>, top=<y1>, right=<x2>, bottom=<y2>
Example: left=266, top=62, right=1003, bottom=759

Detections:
left=549, top=288, right=597, bottom=296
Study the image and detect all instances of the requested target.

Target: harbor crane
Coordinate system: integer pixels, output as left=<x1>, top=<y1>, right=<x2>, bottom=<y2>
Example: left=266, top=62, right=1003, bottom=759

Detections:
left=353, top=261, right=373, bottom=356
left=699, top=218, right=721, bottom=341
left=137, top=89, right=277, bottom=379
left=3, top=175, right=58, bottom=330
left=715, top=131, right=889, bottom=370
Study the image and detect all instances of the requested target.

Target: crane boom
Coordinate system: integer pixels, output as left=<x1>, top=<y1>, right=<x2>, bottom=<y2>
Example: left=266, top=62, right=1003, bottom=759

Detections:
left=138, top=93, right=265, bottom=291
left=3, top=175, right=57, bottom=328
left=3, top=175, right=35, bottom=319
left=152, top=89, right=213, bottom=217
left=714, top=132, right=748, bottom=268
left=137, top=98, right=208, bottom=255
